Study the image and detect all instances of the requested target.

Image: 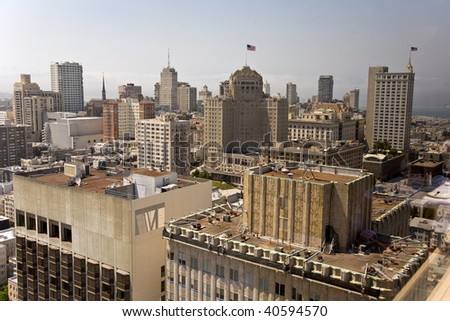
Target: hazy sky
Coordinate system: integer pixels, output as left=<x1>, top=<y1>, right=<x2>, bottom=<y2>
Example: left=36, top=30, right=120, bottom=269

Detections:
left=1, top=0, right=450, bottom=113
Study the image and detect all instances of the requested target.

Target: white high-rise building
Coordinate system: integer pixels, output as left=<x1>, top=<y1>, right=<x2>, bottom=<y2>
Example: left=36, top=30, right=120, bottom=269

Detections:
left=137, top=113, right=190, bottom=175
left=177, top=84, right=197, bottom=113
left=263, top=81, right=271, bottom=96
left=51, top=62, right=84, bottom=113
left=366, top=63, right=415, bottom=153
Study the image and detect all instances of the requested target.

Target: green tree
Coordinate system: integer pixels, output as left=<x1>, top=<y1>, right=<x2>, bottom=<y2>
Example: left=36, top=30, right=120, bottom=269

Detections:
left=0, top=284, right=9, bottom=301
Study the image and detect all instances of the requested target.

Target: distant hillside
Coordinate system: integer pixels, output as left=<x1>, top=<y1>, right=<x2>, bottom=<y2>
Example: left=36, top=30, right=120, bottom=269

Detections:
left=0, top=93, right=12, bottom=99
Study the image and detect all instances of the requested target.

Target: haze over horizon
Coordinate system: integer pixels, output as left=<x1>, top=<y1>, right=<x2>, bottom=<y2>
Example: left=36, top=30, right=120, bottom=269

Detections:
left=1, top=0, right=450, bottom=115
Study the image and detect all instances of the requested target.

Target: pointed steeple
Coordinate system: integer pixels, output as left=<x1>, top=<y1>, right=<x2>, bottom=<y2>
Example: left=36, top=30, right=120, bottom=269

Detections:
left=406, top=57, right=413, bottom=73
left=102, top=73, right=106, bottom=101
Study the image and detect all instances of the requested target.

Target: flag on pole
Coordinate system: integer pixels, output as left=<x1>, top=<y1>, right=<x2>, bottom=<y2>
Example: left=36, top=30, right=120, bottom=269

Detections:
left=410, top=47, right=418, bottom=51
left=247, top=44, right=256, bottom=51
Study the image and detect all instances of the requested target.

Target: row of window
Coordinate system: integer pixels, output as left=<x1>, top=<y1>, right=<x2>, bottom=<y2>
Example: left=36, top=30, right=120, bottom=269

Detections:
left=16, top=210, right=72, bottom=243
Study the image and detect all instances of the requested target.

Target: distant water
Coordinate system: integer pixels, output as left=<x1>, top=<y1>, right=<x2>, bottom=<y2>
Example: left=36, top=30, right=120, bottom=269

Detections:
left=413, top=107, right=450, bottom=119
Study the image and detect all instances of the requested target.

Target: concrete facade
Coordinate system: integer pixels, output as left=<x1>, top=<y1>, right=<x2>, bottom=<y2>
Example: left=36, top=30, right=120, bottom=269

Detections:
left=243, top=164, right=374, bottom=251
left=13, top=168, right=211, bottom=300
left=43, top=114, right=104, bottom=149
left=163, top=206, right=429, bottom=301
left=0, top=124, right=32, bottom=168
left=177, top=84, right=197, bottom=113
left=318, top=75, right=333, bottom=103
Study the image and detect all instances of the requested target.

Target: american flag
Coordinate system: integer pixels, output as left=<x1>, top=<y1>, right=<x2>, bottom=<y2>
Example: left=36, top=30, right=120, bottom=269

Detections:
left=247, top=44, right=256, bottom=51
left=411, top=47, right=418, bottom=51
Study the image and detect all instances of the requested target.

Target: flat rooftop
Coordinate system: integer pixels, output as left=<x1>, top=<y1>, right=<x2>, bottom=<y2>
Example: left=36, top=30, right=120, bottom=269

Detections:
left=25, top=168, right=196, bottom=195
left=372, top=194, right=406, bottom=220
left=169, top=208, right=424, bottom=279
left=262, top=168, right=357, bottom=183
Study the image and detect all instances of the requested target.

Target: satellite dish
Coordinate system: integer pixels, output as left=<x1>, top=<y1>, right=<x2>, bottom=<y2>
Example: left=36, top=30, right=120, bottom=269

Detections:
left=75, top=177, right=82, bottom=186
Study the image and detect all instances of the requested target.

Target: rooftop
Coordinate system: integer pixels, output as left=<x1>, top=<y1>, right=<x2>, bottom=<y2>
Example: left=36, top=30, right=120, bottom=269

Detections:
left=21, top=167, right=197, bottom=196
left=166, top=206, right=428, bottom=297
left=372, top=194, right=407, bottom=220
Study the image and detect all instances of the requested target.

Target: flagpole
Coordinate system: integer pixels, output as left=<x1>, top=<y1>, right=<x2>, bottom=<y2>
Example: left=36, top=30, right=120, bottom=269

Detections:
left=245, top=49, right=248, bottom=66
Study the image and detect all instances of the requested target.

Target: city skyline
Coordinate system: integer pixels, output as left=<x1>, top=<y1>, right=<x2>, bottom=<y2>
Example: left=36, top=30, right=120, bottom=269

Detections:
left=0, top=0, right=450, bottom=115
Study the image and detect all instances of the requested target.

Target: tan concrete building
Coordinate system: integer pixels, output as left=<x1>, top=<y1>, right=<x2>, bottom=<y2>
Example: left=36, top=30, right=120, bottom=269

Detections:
left=365, top=64, right=415, bottom=153
left=203, top=66, right=288, bottom=153
left=371, top=194, right=411, bottom=237
left=163, top=205, right=429, bottom=301
left=118, top=83, right=143, bottom=101
left=243, top=164, right=373, bottom=251
left=13, top=166, right=211, bottom=300
left=159, top=65, right=178, bottom=111
left=177, top=84, right=197, bottom=113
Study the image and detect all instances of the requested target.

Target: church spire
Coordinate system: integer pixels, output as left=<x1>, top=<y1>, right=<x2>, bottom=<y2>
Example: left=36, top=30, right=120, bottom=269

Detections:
left=102, top=72, right=106, bottom=101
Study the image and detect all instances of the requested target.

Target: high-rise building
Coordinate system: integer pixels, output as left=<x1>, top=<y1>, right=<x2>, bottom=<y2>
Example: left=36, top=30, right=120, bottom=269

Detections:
left=177, top=84, right=197, bottom=113
left=13, top=165, right=212, bottom=300
left=318, top=75, right=334, bottom=103
left=203, top=66, right=288, bottom=153
left=349, top=88, right=359, bottom=111
left=0, top=123, right=32, bottom=167
left=136, top=113, right=190, bottom=175
left=51, top=62, right=84, bottom=113
left=118, top=83, right=143, bottom=101
left=102, top=98, right=155, bottom=142
left=102, top=73, right=106, bottom=101
left=286, top=82, right=298, bottom=105
left=159, top=62, right=178, bottom=111
left=365, top=63, right=414, bottom=153
left=13, top=74, right=61, bottom=141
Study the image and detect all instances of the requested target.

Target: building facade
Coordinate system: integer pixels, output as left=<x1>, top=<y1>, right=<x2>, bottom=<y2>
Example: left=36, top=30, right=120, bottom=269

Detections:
left=286, top=82, right=298, bottom=106
left=177, top=84, right=197, bottom=113
left=0, top=123, right=32, bottom=167
left=42, top=113, right=104, bottom=150
left=203, top=66, right=288, bottom=153
left=136, top=114, right=190, bottom=175
left=159, top=66, right=178, bottom=111
left=318, top=75, right=333, bottom=103
left=118, top=83, right=143, bottom=101
left=51, top=62, right=84, bottom=113
left=13, top=167, right=211, bottom=301
left=365, top=64, right=415, bottom=153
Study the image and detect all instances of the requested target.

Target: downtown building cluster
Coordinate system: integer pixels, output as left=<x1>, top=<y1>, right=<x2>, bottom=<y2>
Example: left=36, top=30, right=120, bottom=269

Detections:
left=2, top=52, right=449, bottom=302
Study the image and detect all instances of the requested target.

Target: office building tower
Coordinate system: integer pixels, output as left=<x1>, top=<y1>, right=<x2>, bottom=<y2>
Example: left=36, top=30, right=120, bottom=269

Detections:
left=51, top=62, right=84, bottom=113
left=349, top=88, right=359, bottom=111
left=263, top=81, right=271, bottom=96
left=103, top=98, right=155, bottom=142
left=118, top=83, right=143, bottom=101
left=159, top=61, right=178, bottom=111
left=203, top=66, right=288, bottom=152
left=136, top=113, right=190, bottom=175
left=154, top=83, right=160, bottom=105
left=286, top=82, right=298, bottom=105
left=0, top=123, right=32, bottom=167
left=177, top=84, right=197, bottom=113
left=13, top=165, right=212, bottom=300
left=366, top=63, right=414, bottom=153
left=318, top=75, right=334, bottom=103
left=13, top=75, right=61, bottom=141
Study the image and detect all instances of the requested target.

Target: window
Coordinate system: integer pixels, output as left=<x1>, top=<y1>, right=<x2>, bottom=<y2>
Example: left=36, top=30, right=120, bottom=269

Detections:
left=310, top=292, right=320, bottom=301
left=190, top=257, right=198, bottom=270
left=49, top=220, right=59, bottom=238
left=191, top=279, right=198, bottom=292
left=259, top=277, right=269, bottom=292
left=16, top=210, right=25, bottom=227
left=202, top=258, right=210, bottom=274
left=204, top=283, right=211, bottom=297
left=230, top=292, right=239, bottom=301
left=61, top=224, right=72, bottom=243
left=26, top=213, right=36, bottom=231
left=292, top=287, right=302, bottom=300
left=38, top=217, right=47, bottom=234
left=216, top=287, right=224, bottom=301
left=230, top=268, right=239, bottom=282
left=275, top=282, right=285, bottom=296
left=179, top=275, right=186, bottom=288
left=216, top=264, right=224, bottom=278
left=168, top=272, right=174, bottom=283
left=161, top=265, right=165, bottom=277
left=168, top=252, right=174, bottom=260
left=161, top=280, right=165, bottom=292
left=178, top=252, right=186, bottom=266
